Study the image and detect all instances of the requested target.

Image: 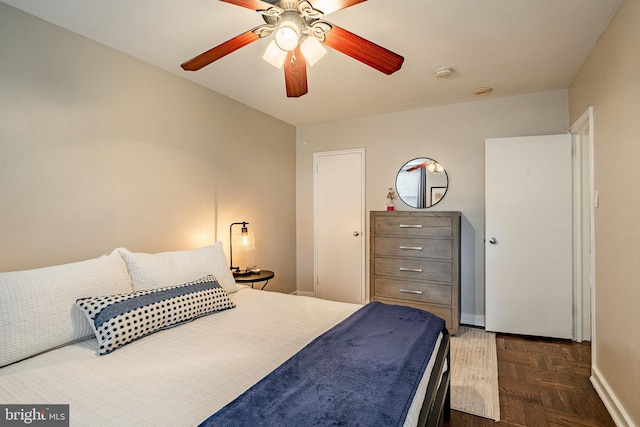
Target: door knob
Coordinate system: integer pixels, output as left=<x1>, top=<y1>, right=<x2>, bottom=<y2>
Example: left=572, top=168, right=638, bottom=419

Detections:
left=489, top=237, right=497, bottom=245
left=353, top=231, right=360, bottom=236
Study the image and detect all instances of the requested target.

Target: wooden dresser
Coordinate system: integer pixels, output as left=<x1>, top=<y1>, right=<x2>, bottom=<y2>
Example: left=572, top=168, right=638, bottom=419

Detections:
left=370, top=211, right=461, bottom=335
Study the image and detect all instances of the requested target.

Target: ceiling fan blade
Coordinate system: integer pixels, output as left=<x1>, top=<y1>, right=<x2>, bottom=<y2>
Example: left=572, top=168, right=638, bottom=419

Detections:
left=311, top=0, right=368, bottom=15
left=284, top=47, right=308, bottom=98
left=219, top=0, right=274, bottom=11
left=181, top=29, right=261, bottom=71
left=323, top=24, right=404, bottom=75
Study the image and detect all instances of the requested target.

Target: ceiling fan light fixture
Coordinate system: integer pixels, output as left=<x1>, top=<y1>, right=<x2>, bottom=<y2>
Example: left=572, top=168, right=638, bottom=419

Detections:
left=427, top=161, right=444, bottom=173
left=300, top=36, right=326, bottom=66
left=181, top=0, right=404, bottom=98
left=275, top=21, right=300, bottom=51
left=263, top=40, right=288, bottom=68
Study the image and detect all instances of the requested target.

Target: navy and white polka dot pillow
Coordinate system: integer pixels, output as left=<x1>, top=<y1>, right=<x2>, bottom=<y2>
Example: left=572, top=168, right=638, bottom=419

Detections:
left=76, top=275, right=235, bottom=355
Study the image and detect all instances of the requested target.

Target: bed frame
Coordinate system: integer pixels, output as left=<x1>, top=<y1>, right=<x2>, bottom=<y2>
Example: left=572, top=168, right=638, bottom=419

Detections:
left=418, top=329, right=451, bottom=427
left=0, top=242, right=453, bottom=427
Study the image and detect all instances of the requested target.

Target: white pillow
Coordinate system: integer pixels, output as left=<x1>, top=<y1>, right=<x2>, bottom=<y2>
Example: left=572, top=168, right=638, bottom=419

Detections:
left=118, top=242, right=238, bottom=294
left=0, top=249, right=132, bottom=367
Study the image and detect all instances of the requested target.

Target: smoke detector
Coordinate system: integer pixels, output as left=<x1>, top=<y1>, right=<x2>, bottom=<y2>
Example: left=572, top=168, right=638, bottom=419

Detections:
left=472, top=87, right=493, bottom=96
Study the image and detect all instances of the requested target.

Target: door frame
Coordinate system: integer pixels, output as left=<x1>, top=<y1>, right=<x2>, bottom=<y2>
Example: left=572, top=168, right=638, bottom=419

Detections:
left=312, top=148, right=366, bottom=302
left=570, top=107, right=595, bottom=343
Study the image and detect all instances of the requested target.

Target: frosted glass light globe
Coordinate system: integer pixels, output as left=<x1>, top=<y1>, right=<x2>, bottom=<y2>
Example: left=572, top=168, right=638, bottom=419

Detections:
left=275, top=22, right=300, bottom=51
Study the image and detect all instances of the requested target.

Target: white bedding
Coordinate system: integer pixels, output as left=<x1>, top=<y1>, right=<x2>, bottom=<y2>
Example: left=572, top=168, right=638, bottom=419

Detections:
left=0, top=286, right=440, bottom=426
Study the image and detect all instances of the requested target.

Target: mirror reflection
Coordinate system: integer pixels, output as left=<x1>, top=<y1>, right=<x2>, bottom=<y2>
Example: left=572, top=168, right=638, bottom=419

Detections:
left=395, top=158, right=449, bottom=208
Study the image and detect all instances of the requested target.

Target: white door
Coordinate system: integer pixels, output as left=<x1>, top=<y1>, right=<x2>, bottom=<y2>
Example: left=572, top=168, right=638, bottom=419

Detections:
left=313, top=149, right=365, bottom=304
left=485, top=134, right=573, bottom=339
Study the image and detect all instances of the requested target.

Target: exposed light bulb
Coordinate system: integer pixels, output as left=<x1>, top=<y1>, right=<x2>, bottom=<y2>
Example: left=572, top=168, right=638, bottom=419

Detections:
left=234, top=229, right=255, bottom=251
left=300, top=37, right=326, bottom=66
left=275, top=22, right=300, bottom=51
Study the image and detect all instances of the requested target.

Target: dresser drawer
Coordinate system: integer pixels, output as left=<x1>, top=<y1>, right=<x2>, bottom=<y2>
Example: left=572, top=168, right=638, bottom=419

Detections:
left=373, top=278, right=452, bottom=305
left=373, top=236, right=452, bottom=260
left=373, top=215, right=453, bottom=238
left=374, top=257, right=452, bottom=283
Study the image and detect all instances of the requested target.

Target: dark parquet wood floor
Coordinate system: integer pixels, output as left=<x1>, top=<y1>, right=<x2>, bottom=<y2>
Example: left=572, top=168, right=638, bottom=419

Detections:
left=439, top=333, right=615, bottom=427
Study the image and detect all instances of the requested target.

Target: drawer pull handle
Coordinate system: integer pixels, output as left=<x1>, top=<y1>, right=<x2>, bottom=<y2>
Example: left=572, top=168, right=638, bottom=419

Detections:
left=400, top=289, right=423, bottom=295
left=399, top=267, right=423, bottom=273
left=400, top=224, right=423, bottom=228
left=399, top=246, right=423, bottom=251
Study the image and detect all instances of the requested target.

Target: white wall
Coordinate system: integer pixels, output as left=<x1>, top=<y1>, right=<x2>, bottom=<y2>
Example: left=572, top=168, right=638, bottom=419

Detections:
left=0, top=4, right=297, bottom=293
left=296, top=90, right=569, bottom=324
left=569, top=0, right=640, bottom=424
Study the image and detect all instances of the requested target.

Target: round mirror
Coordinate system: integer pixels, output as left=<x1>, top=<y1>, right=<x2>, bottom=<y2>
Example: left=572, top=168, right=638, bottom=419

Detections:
left=395, top=158, right=449, bottom=208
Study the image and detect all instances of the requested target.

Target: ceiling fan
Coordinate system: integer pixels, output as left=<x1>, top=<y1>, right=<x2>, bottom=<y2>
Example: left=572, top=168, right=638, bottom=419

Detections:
left=181, top=0, right=404, bottom=98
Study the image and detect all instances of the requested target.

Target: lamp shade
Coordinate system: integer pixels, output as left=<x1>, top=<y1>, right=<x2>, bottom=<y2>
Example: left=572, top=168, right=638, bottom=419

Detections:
left=263, top=40, right=288, bottom=68
left=234, top=230, right=255, bottom=252
left=300, top=37, right=327, bottom=66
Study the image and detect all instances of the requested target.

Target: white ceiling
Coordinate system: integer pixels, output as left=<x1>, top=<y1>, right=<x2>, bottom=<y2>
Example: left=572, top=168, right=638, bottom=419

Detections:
left=2, top=0, right=623, bottom=126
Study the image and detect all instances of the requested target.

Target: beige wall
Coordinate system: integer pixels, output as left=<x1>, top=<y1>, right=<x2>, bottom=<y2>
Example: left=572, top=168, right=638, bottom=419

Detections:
left=569, top=0, right=640, bottom=425
left=0, top=4, right=297, bottom=293
left=296, top=90, right=569, bottom=324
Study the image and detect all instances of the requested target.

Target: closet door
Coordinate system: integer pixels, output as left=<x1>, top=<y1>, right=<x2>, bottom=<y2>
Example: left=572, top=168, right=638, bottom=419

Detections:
left=485, top=134, right=573, bottom=339
left=313, top=149, right=365, bottom=304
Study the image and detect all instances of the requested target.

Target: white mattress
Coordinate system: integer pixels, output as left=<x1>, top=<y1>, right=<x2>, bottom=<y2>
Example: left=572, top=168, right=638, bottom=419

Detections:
left=0, top=286, right=441, bottom=426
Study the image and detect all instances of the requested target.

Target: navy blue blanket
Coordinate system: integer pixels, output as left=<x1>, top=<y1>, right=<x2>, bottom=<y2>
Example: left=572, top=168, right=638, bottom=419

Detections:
left=199, top=302, right=445, bottom=427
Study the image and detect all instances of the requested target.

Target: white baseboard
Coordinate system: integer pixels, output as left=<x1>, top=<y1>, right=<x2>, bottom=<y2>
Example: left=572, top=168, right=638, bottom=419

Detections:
left=591, top=365, right=636, bottom=427
left=461, top=313, right=485, bottom=328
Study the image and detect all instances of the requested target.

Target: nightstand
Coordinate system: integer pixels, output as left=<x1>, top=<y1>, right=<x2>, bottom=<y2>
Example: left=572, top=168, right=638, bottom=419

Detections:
left=234, top=270, right=275, bottom=290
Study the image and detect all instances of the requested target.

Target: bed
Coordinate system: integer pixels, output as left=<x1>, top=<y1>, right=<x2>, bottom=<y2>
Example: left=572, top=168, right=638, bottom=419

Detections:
left=0, top=243, right=450, bottom=427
